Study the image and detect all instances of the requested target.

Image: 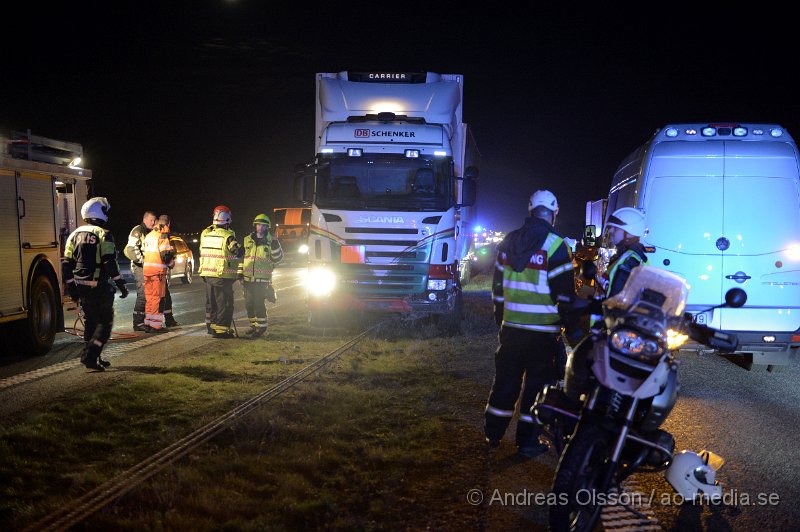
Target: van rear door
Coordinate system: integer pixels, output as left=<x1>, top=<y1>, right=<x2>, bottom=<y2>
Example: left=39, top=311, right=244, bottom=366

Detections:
left=642, top=141, right=725, bottom=313
left=718, top=141, right=800, bottom=332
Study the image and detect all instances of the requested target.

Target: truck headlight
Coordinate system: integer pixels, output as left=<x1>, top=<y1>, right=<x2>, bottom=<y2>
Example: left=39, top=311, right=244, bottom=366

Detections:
left=306, top=267, right=336, bottom=296
left=298, top=243, right=309, bottom=254
left=427, top=279, right=447, bottom=291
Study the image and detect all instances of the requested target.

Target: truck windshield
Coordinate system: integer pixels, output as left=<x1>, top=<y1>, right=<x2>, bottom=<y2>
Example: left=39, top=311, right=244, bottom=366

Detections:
left=315, top=155, right=453, bottom=211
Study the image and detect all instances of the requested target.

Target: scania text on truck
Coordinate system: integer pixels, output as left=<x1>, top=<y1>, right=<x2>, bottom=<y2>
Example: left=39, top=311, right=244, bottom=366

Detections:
left=294, top=71, right=479, bottom=328
left=590, top=123, right=800, bottom=369
left=0, top=130, right=91, bottom=355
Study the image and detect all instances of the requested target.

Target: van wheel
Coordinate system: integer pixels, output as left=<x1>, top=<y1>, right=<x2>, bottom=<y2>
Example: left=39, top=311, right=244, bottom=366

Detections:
left=17, top=273, right=59, bottom=356
left=182, top=261, right=193, bottom=284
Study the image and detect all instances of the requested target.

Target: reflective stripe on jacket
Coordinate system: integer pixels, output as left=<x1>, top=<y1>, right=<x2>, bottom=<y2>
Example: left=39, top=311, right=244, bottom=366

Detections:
left=199, top=225, right=241, bottom=279
left=501, top=232, right=572, bottom=332
left=143, top=226, right=175, bottom=276
left=62, top=224, right=122, bottom=287
left=238, top=233, right=275, bottom=281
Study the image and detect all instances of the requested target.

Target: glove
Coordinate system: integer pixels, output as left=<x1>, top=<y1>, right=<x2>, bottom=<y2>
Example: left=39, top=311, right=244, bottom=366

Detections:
left=116, top=279, right=129, bottom=299
left=266, top=284, right=277, bottom=304
left=67, top=282, right=80, bottom=302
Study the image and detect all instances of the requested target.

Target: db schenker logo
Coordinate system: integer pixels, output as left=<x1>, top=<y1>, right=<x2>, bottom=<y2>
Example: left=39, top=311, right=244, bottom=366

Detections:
left=354, top=129, right=370, bottom=138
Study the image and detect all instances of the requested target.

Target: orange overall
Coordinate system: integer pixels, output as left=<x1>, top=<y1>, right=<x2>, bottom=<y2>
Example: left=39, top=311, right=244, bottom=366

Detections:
left=143, top=226, right=175, bottom=329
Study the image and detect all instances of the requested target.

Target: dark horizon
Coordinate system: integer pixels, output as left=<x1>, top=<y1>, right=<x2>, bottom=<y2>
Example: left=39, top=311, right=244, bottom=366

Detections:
left=3, top=3, right=798, bottom=240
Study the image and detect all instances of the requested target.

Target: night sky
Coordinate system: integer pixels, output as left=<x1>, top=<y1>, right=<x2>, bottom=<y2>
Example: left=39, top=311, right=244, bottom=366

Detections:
left=3, top=3, right=798, bottom=240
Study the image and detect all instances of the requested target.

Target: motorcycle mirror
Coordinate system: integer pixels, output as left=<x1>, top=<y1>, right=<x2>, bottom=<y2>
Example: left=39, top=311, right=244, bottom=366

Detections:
left=724, top=288, right=747, bottom=308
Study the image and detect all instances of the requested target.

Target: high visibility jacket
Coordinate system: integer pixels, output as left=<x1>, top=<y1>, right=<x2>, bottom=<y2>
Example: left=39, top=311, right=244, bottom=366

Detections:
left=238, top=233, right=283, bottom=282
left=199, top=225, right=241, bottom=279
left=124, top=223, right=148, bottom=270
left=492, top=217, right=574, bottom=333
left=143, top=225, right=175, bottom=276
left=62, top=224, right=123, bottom=288
left=591, top=242, right=649, bottom=327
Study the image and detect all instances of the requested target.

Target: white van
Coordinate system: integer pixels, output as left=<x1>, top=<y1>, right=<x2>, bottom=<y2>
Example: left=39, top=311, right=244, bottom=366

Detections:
left=602, top=123, right=800, bottom=368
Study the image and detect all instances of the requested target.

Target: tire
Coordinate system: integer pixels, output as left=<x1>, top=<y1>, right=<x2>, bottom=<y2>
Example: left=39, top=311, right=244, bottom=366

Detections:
left=17, top=273, right=59, bottom=356
left=437, top=289, right=463, bottom=336
left=182, top=260, right=193, bottom=284
left=550, top=422, right=613, bottom=532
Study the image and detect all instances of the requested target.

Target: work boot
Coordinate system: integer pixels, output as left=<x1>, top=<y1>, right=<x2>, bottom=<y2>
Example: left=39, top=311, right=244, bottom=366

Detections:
left=84, top=359, right=105, bottom=371
left=165, top=316, right=180, bottom=327
left=212, top=330, right=235, bottom=339
left=133, top=323, right=147, bottom=332
left=98, top=357, right=111, bottom=368
left=517, top=437, right=550, bottom=459
left=250, top=328, right=266, bottom=338
left=244, top=326, right=258, bottom=337
left=206, top=325, right=214, bottom=335
left=143, top=326, right=167, bottom=334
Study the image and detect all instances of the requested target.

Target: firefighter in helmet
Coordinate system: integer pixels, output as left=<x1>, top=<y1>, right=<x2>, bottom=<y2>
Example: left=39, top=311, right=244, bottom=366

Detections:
left=198, top=205, right=243, bottom=338
left=62, top=197, right=129, bottom=371
left=238, top=213, right=284, bottom=337
left=484, top=190, right=575, bottom=458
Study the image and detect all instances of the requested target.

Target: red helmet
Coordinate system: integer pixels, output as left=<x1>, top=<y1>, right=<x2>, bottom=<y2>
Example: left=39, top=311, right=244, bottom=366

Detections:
left=213, top=205, right=232, bottom=225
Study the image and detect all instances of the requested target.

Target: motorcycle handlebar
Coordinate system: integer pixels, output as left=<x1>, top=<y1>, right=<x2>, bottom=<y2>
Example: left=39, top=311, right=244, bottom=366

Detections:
left=684, top=319, right=739, bottom=353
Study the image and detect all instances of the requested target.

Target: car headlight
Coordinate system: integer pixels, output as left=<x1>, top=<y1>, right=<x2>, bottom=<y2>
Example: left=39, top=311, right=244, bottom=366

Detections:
left=306, top=267, right=336, bottom=296
left=427, top=279, right=447, bottom=291
left=298, top=243, right=309, bottom=254
left=609, top=329, right=663, bottom=359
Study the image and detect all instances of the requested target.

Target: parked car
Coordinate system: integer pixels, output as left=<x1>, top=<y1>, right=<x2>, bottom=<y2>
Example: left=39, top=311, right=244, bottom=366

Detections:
left=169, top=235, right=195, bottom=284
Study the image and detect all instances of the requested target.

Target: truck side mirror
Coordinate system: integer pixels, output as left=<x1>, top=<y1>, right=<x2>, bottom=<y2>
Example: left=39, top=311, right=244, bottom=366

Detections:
left=457, top=166, right=478, bottom=207
left=583, top=224, right=596, bottom=247
left=293, top=171, right=313, bottom=204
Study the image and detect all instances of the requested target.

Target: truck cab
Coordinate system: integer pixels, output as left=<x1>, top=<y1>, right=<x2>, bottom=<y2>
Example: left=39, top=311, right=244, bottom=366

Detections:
left=295, top=72, right=478, bottom=328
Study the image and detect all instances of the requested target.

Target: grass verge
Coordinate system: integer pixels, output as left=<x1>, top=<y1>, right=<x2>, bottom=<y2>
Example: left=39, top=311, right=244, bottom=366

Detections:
left=1, top=293, right=498, bottom=530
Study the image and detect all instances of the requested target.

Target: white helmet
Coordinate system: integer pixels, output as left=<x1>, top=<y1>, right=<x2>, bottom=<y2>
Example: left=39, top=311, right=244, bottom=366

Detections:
left=81, top=197, right=110, bottom=222
left=212, top=205, right=232, bottom=226
left=529, top=190, right=559, bottom=216
left=606, top=207, right=646, bottom=238
left=666, top=450, right=723, bottom=501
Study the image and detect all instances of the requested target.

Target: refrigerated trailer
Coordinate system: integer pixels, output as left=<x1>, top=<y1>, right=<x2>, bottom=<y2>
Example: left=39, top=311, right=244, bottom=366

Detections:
left=0, top=130, right=91, bottom=355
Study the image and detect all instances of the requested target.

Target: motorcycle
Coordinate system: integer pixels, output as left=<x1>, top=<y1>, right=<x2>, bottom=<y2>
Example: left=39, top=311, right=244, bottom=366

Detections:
left=532, top=264, right=745, bottom=532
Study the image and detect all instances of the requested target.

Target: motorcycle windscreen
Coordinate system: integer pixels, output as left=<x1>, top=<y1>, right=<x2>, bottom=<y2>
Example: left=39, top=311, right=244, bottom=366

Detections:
left=718, top=141, right=800, bottom=331
left=642, top=141, right=724, bottom=310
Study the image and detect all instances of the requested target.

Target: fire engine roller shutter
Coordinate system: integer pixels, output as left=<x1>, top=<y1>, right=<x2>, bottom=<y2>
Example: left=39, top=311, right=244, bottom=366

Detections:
left=0, top=169, right=24, bottom=314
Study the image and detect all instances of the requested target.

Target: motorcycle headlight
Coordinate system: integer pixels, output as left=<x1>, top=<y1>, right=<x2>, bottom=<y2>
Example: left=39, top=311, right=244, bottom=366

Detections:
left=667, top=329, right=689, bottom=350
left=609, top=329, right=663, bottom=360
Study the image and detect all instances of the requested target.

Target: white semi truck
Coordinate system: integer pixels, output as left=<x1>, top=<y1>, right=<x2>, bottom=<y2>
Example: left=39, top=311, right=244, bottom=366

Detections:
left=294, top=71, right=479, bottom=328
left=0, top=130, right=91, bottom=355
left=587, top=123, right=800, bottom=369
